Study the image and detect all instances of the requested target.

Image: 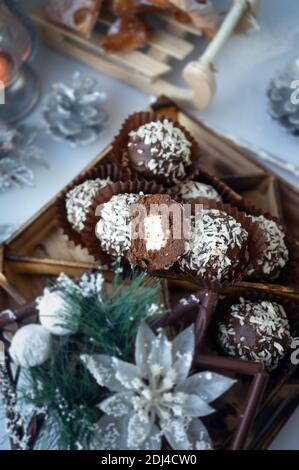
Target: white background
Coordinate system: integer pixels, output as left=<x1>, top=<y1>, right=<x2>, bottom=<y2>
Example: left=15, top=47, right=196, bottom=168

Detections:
left=1, top=0, right=299, bottom=450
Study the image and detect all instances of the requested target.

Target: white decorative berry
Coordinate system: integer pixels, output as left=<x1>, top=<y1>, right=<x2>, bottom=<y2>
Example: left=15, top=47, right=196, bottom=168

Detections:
left=10, top=325, right=52, bottom=368
left=37, top=288, right=79, bottom=336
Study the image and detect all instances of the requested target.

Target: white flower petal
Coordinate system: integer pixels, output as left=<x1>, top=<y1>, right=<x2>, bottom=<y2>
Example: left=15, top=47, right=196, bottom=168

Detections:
left=145, top=424, right=162, bottom=450
left=90, top=415, right=129, bottom=450
left=162, top=418, right=191, bottom=450
left=181, top=393, right=214, bottom=417
left=172, top=325, right=195, bottom=384
left=172, top=324, right=195, bottom=362
left=172, top=353, right=193, bottom=385
left=176, top=372, right=236, bottom=404
left=148, top=329, right=172, bottom=376
left=127, top=412, right=152, bottom=449
left=81, top=354, right=124, bottom=392
left=187, top=419, right=213, bottom=450
left=113, top=358, right=142, bottom=390
left=135, top=323, right=156, bottom=377
left=98, top=391, right=134, bottom=417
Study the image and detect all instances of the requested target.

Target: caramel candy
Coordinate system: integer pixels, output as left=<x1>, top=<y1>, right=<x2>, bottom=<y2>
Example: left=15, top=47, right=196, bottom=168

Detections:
left=45, top=0, right=102, bottom=38
left=102, top=14, right=150, bottom=52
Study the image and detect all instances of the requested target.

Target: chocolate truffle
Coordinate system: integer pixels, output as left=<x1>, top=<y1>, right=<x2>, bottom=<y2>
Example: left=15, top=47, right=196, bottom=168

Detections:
left=124, top=119, right=192, bottom=184
left=177, top=180, right=222, bottom=202
left=129, top=194, right=186, bottom=271
left=218, top=299, right=292, bottom=371
left=248, top=215, right=288, bottom=280
left=66, top=178, right=111, bottom=232
left=95, top=193, right=139, bottom=259
left=178, top=209, right=248, bottom=282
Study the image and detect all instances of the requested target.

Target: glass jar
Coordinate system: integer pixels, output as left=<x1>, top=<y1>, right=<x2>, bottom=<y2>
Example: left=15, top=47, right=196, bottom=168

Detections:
left=0, top=0, right=40, bottom=122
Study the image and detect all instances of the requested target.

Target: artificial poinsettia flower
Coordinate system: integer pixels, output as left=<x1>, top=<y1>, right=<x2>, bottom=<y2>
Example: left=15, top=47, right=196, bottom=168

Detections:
left=81, top=323, right=235, bottom=450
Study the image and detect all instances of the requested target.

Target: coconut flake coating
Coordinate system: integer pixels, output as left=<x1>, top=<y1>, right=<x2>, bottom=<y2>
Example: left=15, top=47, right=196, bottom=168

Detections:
left=177, top=180, right=222, bottom=202
left=126, top=119, right=192, bottom=184
left=179, top=209, right=248, bottom=282
left=218, top=298, right=292, bottom=371
left=95, top=193, right=140, bottom=259
left=248, top=215, right=288, bottom=280
left=66, top=178, right=111, bottom=232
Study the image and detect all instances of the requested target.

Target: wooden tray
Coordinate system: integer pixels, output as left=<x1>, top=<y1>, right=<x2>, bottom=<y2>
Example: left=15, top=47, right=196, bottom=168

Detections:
left=1, top=98, right=299, bottom=449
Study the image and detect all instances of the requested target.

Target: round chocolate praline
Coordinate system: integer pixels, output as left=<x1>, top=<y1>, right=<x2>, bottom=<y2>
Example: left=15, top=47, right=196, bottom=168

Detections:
left=248, top=215, right=288, bottom=280
left=178, top=209, right=248, bottom=283
left=218, top=299, right=293, bottom=371
left=124, top=119, right=192, bottom=184
left=95, top=193, right=140, bottom=259
left=66, top=178, right=111, bottom=232
left=129, top=194, right=186, bottom=271
left=177, top=180, right=222, bottom=202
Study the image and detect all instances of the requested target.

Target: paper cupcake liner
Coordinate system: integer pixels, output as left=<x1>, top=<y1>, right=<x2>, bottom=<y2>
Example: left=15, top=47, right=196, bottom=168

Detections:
left=155, top=199, right=267, bottom=290
left=170, top=165, right=244, bottom=208
left=238, top=201, right=299, bottom=286
left=56, top=163, right=133, bottom=249
left=81, top=179, right=167, bottom=266
left=111, top=111, right=202, bottom=187
left=209, top=288, right=299, bottom=376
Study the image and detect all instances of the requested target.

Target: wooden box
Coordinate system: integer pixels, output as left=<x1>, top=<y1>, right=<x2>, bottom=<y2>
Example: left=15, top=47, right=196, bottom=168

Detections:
left=1, top=98, right=299, bottom=449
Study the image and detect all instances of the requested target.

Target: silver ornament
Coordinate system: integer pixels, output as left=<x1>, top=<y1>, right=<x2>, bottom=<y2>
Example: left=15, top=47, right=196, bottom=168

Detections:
left=267, top=58, right=299, bottom=135
left=44, top=72, right=108, bottom=146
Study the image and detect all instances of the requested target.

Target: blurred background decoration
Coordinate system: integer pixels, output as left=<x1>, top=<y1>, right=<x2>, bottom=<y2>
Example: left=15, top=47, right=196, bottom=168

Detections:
left=0, top=0, right=40, bottom=123
left=268, top=58, right=299, bottom=135
left=43, top=72, right=108, bottom=146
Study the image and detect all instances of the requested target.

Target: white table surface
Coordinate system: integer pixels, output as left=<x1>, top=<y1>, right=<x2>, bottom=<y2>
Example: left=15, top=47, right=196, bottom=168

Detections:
left=1, top=0, right=299, bottom=450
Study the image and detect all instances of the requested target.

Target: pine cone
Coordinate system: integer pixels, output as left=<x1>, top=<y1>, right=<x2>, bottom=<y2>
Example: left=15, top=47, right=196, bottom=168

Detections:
left=44, top=72, right=108, bottom=145
left=267, top=59, right=299, bottom=135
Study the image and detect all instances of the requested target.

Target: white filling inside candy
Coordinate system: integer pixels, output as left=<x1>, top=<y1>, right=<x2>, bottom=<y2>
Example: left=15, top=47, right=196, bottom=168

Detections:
left=144, top=215, right=168, bottom=252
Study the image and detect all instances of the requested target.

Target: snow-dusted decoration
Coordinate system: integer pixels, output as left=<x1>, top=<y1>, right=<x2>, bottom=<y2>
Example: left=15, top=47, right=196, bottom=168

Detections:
left=44, top=72, right=108, bottom=146
left=81, top=323, right=235, bottom=450
left=9, top=325, right=53, bottom=368
left=78, top=271, right=104, bottom=299
left=36, top=271, right=105, bottom=335
left=37, top=288, right=80, bottom=336
left=0, top=341, right=30, bottom=450
left=0, top=125, right=45, bottom=193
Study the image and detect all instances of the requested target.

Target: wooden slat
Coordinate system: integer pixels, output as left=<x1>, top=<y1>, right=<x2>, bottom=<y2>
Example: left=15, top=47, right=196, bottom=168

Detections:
left=6, top=255, right=96, bottom=277
left=31, top=6, right=171, bottom=79
left=151, top=30, right=194, bottom=59
left=97, top=14, right=194, bottom=60
left=157, top=13, right=203, bottom=36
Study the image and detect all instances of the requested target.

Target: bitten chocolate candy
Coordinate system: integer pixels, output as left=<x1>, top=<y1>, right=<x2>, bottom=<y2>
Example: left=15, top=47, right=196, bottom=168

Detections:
left=129, top=194, right=186, bottom=271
